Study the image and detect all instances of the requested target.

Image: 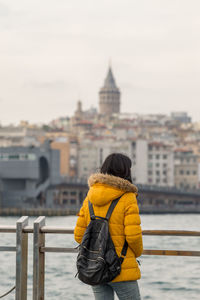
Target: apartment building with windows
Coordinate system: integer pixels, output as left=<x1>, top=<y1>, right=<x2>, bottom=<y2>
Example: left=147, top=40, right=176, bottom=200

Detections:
left=147, top=142, right=174, bottom=187
left=131, top=140, right=174, bottom=187
left=78, top=137, right=132, bottom=179
left=174, top=150, right=199, bottom=190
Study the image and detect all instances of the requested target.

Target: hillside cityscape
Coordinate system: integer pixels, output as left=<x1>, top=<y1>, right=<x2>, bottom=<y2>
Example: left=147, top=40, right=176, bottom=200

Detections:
left=1, top=66, right=200, bottom=213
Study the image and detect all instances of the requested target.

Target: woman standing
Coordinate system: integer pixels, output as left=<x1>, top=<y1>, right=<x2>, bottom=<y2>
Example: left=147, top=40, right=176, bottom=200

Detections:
left=74, top=153, right=143, bottom=300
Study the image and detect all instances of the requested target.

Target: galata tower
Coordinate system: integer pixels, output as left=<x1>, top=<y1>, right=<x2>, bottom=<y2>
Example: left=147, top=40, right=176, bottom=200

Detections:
left=99, top=66, right=121, bottom=115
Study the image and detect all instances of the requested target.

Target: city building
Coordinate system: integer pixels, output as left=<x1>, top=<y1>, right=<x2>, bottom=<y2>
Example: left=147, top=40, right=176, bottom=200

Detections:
left=78, top=137, right=132, bottom=179
left=174, top=149, right=200, bottom=190
left=131, top=140, right=174, bottom=187
left=99, top=66, right=120, bottom=116
left=0, top=124, right=44, bottom=147
left=0, top=141, right=60, bottom=208
left=147, top=142, right=174, bottom=187
left=40, top=132, right=79, bottom=177
left=171, top=112, right=192, bottom=124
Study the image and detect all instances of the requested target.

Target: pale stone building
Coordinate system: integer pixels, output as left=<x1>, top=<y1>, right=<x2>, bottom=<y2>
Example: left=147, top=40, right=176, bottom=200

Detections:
left=146, top=142, right=174, bottom=187
left=174, top=150, right=199, bottom=190
left=99, top=67, right=120, bottom=116
left=78, top=137, right=132, bottom=179
left=77, top=137, right=175, bottom=187
left=131, top=140, right=174, bottom=186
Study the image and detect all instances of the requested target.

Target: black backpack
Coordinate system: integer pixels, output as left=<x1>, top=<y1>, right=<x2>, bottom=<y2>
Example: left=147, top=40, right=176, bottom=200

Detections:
left=76, top=195, right=128, bottom=285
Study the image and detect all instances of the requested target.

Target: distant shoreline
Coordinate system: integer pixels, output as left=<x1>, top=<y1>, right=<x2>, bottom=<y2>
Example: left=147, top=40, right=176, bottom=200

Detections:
left=1, top=207, right=200, bottom=216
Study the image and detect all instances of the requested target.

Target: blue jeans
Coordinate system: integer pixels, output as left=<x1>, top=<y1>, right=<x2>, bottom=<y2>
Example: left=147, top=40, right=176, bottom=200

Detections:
left=92, top=281, right=141, bottom=300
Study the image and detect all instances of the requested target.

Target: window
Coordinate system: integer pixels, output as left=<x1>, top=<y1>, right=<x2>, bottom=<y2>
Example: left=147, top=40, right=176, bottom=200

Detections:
left=63, top=199, right=68, bottom=204
left=156, top=178, right=160, bottom=183
left=193, top=171, right=197, bottom=175
left=148, top=163, right=153, bottom=168
left=148, top=154, right=153, bottom=159
left=156, top=154, right=160, bottom=159
left=156, top=163, right=160, bottom=167
left=163, top=170, right=167, bottom=175
left=70, top=191, right=76, bottom=196
left=186, top=170, right=190, bottom=175
left=63, top=191, right=68, bottom=195
left=0, top=153, right=36, bottom=161
left=156, top=170, right=160, bottom=176
left=9, top=155, right=19, bottom=159
left=148, top=170, right=152, bottom=175
left=70, top=199, right=76, bottom=204
left=163, top=154, right=167, bottom=159
left=179, top=170, right=184, bottom=175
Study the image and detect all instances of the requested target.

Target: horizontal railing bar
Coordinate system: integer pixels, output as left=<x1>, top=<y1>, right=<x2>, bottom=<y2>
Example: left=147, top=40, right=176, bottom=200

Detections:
left=142, top=230, right=200, bottom=236
left=0, top=225, right=16, bottom=233
left=0, top=246, right=16, bottom=252
left=143, top=249, right=200, bottom=256
left=40, top=247, right=78, bottom=253
left=40, top=247, right=200, bottom=257
left=40, top=226, right=74, bottom=234
left=23, top=225, right=33, bottom=233
left=1, top=226, right=200, bottom=236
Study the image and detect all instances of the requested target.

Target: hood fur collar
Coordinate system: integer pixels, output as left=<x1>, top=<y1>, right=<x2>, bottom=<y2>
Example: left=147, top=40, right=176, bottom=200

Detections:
left=88, top=173, right=138, bottom=193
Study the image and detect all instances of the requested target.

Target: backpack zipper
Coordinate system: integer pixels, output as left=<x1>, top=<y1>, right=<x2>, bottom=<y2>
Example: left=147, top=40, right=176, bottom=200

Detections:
left=82, top=246, right=100, bottom=253
left=79, top=254, right=105, bottom=263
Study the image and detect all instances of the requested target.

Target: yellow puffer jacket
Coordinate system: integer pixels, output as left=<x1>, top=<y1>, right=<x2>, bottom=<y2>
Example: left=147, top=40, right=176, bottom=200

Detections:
left=74, top=173, right=143, bottom=282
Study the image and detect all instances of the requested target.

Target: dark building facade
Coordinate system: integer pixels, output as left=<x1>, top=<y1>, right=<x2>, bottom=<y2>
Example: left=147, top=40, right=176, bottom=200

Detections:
left=0, top=141, right=60, bottom=208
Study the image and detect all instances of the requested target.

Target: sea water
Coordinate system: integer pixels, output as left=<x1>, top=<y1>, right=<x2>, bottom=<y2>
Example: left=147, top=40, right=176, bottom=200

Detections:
left=0, top=214, right=200, bottom=300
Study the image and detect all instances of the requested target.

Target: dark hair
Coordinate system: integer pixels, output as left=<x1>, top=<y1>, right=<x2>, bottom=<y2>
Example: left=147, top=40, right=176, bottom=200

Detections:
left=100, top=153, right=132, bottom=183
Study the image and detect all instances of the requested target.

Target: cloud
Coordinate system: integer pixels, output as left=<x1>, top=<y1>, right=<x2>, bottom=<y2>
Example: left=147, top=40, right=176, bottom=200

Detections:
left=0, top=2, right=11, bottom=16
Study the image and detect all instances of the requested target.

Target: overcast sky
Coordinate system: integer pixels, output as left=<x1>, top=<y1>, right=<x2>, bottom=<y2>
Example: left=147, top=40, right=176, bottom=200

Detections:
left=0, top=0, right=200, bottom=125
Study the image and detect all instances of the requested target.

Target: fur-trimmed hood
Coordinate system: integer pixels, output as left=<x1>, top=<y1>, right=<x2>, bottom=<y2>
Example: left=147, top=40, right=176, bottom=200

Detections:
left=87, top=173, right=138, bottom=206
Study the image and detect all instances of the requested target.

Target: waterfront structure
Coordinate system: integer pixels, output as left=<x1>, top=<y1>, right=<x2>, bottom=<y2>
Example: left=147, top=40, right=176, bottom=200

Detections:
left=9, top=179, right=200, bottom=214
left=0, top=141, right=60, bottom=208
left=99, top=66, right=121, bottom=116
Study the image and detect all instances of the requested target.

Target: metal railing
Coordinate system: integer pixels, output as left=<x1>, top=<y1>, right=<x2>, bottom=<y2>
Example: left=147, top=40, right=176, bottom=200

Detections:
left=0, top=216, right=200, bottom=300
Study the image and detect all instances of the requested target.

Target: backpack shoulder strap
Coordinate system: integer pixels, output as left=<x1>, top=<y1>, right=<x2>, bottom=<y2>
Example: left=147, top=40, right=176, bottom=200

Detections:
left=88, top=200, right=95, bottom=220
left=106, top=193, right=128, bottom=262
left=119, top=240, right=128, bottom=264
left=105, top=193, right=126, bottom=220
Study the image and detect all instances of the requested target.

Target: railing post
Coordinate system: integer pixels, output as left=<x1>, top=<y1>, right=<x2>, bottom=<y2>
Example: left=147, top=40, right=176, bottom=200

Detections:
left=33, top=216, right=46, bottom=300
left=15, top=216, right=29, bottom=300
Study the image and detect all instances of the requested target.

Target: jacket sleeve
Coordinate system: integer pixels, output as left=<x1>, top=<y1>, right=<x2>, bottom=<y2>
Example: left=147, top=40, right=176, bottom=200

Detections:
left=124, top=193, right=143, bottom=257
left=74, top=197, right=88, bottom=244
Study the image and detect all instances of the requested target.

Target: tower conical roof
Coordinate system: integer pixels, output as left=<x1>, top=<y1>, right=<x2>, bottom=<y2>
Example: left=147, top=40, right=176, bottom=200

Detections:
left=103, top=67, right=118, bottom=89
